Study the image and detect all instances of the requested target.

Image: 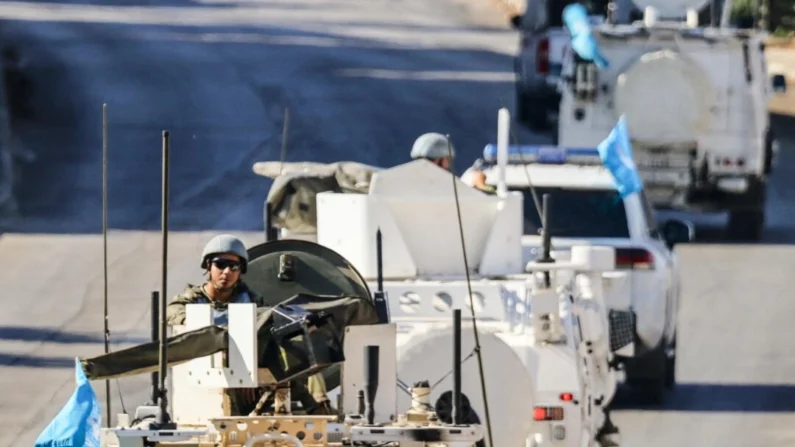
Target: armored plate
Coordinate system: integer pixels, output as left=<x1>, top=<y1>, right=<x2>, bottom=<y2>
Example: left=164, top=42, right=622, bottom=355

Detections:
left=245, top=239, right=372, bottom=306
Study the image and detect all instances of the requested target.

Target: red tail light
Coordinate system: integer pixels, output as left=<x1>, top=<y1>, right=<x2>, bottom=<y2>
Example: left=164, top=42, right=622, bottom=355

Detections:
left=534, top=406, right=564, bottom=421
left=536, top=38, right=549, bottom=75
left=615, top=248, right=654, bottom=270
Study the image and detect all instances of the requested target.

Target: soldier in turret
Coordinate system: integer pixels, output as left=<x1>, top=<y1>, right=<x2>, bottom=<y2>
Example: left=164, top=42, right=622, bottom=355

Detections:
left=166, top=234, right=335, bottom=415
left=410, top=132, right=494, bottom=192
left=166, top=234, right=264, bottom=326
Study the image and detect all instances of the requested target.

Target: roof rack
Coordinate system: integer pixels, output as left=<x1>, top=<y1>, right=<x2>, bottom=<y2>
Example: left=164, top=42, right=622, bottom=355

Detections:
left=481, top=144, right=603, bottom=166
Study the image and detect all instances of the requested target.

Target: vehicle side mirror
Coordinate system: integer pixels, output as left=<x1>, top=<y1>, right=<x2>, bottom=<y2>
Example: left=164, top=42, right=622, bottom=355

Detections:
left=661, top=219, right=694, bottom=248
left=510, top=14, right=522, bottom=29
left=772, top=74, right=787, bottom=93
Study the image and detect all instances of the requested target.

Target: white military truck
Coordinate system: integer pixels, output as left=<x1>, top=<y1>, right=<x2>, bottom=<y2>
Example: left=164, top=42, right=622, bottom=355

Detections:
left=556, top=0, right=788, bottom=241
left=252, top=109, right=632, bottom=445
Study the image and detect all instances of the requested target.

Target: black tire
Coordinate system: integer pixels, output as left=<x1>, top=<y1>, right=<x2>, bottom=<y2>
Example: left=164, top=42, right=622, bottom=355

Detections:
left=763, top=128, right=775, bottom=175
left=664, top=341, right=676, bottom=390
left=726, top=209, right=764, bottom=242
left=726, top=180, right=766, bottom=242
left=624, top=343, right=668, bottom=405
left=516, top=90, right=552, bottom=131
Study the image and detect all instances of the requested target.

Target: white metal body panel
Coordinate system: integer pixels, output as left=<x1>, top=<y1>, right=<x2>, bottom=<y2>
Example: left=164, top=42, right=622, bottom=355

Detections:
left=341, top=324, right=398, bottom=424
left=170, top=303, right=258, bottom=425
left=394, top=321, right=546, bottom=447
left=316, top=159, right=524, bottom=279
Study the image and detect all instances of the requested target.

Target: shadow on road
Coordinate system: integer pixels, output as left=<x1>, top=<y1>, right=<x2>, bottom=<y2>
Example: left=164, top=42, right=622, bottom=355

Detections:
left=612, top=382, right=795, bottom=412
left=0, top=0, right=539, bottom=235
left=0, top=353, right=77, bottom=368
left=0, top=325, right=147, bottom=344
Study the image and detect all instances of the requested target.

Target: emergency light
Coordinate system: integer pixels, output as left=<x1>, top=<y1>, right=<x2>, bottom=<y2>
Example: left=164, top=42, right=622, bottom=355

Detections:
left=482, top=144, right=602, bottom=165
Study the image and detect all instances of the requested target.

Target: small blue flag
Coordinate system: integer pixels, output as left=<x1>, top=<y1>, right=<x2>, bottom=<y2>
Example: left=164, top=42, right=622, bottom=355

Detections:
left=35, top=358, right=102, bottom=447
left=597, top=115, right=643, bottom=198
left=563, top=4, right=609, bottom=68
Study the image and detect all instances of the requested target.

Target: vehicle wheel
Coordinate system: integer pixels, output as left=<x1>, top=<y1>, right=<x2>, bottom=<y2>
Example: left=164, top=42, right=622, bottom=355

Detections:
left=624, top=343, right=667, bottom=405
left=726, top=209, right=764, bottom=242
left=516, top=90, right=551, bottom=131
left=664, top=340, right=676, bottom=389
left=726, top=181, right=766, bottom=242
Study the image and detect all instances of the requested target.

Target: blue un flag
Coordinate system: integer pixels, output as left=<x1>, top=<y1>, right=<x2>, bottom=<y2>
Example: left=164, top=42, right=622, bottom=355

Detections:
left=35, top=358, right=101, bottom=447
left=597, top=115, right=643, bottom=198
left=562, top=3, right=609, bottom=68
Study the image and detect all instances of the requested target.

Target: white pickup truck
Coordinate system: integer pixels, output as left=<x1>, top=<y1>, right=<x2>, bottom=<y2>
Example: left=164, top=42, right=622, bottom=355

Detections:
left=509, top=0, right=637, bottom=134
left=556, top=0, right=787, bottom=241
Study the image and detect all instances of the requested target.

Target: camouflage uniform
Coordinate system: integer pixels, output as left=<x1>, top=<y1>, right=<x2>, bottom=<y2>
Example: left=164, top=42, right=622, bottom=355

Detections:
left=165, top=281, right=332, bottom=415
left=165, top=282, right=264, bottom=327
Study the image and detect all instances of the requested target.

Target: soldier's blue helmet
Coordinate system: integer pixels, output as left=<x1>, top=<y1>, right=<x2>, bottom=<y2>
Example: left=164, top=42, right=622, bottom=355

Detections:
left=201, top=234, right=249, bottom=273
left=410, top=132, right=455, bottom=160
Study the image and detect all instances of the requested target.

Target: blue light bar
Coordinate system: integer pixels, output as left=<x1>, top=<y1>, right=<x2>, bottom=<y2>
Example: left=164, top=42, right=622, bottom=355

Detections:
left=482, top=144, right=602, bottom=165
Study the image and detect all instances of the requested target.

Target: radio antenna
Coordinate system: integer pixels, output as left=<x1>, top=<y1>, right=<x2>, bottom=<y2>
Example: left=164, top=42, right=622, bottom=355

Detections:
left=497, top=98, right=542, bottom=221
left=101, top=102, right=111, bottom=424
left=445, top=134, right=494, bottom=447
left=156, top=130, right=174, bottom=428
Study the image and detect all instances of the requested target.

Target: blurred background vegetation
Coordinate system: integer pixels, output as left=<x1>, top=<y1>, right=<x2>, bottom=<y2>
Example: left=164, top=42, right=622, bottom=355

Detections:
left=730, top=0, right=795, bottom=35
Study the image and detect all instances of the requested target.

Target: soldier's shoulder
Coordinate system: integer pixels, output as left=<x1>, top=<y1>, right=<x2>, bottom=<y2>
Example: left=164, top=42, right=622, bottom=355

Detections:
left=239, top=282, right=266, bottom=306
left=172, top=284, right=205, bottom=302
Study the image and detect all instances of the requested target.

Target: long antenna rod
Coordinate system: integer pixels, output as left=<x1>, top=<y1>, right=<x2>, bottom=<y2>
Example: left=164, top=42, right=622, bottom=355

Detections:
left=149, top=291, right=160, bottom=405
left=452, top=308, right=462, bottom=426
left=101, top=102, right=111, bottom=425
left=497, top=99, right=542, bottom=221
left=372, top=228, right=389, bottom=324
left=445, top=134, right=494, bottom=447
left=157, top=130, right=172, bottom=426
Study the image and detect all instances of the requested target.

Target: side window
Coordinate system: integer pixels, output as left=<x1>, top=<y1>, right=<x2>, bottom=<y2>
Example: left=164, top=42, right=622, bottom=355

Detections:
left=639, top=193, right=661, bottom=240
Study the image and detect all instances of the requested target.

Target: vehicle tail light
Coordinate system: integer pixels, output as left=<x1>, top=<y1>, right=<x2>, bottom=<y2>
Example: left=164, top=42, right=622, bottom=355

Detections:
left=536, top=37, right=549, bottom=75
left=615, top=248, right=654, bottom=270
left=559, top=392, right=573, bottom=402
left=714, top=156, right=746, bottom=167
left=534, top=406, right=564, bottom=421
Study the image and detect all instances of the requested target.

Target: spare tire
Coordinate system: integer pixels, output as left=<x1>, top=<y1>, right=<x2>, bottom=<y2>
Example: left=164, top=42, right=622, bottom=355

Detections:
left=613, top=49, right=716, bottom=146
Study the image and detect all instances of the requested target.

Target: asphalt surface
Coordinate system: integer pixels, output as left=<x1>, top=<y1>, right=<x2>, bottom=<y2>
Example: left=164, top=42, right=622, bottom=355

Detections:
left=0, top=1, right=794, bottom=446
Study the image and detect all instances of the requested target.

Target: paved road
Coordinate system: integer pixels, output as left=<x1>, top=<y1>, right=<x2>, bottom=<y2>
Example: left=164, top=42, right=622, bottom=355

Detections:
left=0, top=1, right=793, bottom=446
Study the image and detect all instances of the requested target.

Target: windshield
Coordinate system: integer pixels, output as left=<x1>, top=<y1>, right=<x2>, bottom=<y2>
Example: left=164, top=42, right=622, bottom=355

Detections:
left=514, top=187, right=630, bottom=238
left=547, top=0, right=611, bottom=27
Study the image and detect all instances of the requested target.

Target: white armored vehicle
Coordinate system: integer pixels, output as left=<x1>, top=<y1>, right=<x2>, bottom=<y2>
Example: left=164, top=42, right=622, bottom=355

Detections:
left=557, top=0, right=788, bottom=241
left=81, top=237, right=488, bottom=447
left=253, top=110, right=638, bottom=446
left=38, top=130, right=485, bottom=447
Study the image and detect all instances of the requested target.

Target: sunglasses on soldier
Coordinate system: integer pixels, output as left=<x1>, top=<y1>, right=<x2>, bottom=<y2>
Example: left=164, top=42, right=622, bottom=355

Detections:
left=211, top=258, right=241, bottom=272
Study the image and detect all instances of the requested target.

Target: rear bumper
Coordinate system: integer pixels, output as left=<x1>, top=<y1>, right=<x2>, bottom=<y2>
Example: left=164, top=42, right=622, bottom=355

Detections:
left=649, top=175, right=766, bottom=212
left=517, top=82, right=561, bottom=109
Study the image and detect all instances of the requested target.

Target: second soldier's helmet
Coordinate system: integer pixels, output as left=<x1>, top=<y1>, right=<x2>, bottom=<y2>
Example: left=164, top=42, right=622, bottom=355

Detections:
left=201, top=234, right=249, bottom=273
left=410, top=132, right=455, bottom=160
